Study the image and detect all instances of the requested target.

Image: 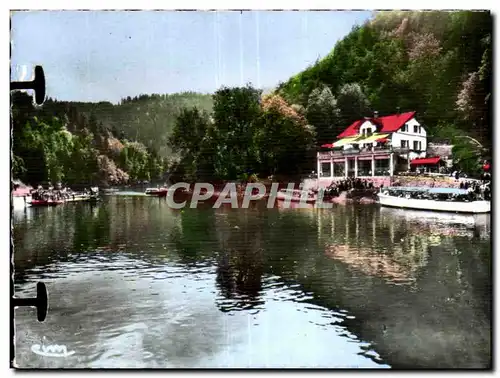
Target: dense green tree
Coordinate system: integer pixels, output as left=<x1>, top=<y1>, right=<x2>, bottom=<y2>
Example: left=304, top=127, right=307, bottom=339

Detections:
left=169, top=87, right=315, bottom=180
left=211, top=85, right=262, bottom=179
left=306, top=85, right=341, bottom=144
left=336, top=83, right=372, bottom=126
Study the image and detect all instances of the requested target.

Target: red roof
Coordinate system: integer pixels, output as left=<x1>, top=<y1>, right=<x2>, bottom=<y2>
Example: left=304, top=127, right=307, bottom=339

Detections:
left=320, top=143, right=334, bottom=148
left=410, top=157, right=441, bottom=166
left=337, top=111, right=416, bottom=138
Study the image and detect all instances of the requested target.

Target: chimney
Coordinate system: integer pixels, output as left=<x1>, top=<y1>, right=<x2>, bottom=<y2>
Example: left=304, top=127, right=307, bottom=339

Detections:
left=373, top=111, right=379, bottom=118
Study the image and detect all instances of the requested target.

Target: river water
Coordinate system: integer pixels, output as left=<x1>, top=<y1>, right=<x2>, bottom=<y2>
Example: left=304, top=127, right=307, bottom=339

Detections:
left=12, top=194, right=491, bottom=368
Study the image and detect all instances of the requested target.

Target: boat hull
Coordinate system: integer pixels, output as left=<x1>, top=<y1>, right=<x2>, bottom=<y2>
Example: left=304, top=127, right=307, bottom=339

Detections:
left=145, top=188, right=169, bottom=197
left=29, top=199, right=65, bottom=207
left=377, top=193, right=490, bottom=214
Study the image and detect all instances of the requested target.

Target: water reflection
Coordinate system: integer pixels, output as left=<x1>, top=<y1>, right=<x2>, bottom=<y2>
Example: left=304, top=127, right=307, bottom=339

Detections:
left=12, top=196, right=490, bottom=368
left=313, top=206, right=491, bottom=368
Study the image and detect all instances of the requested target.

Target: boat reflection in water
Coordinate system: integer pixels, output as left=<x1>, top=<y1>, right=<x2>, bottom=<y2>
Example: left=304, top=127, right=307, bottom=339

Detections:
left=378, top=207, right=490, bottom=240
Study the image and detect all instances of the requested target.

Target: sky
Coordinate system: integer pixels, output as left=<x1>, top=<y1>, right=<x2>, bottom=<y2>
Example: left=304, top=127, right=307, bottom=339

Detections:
left=11, top=10, right=372, bottom=103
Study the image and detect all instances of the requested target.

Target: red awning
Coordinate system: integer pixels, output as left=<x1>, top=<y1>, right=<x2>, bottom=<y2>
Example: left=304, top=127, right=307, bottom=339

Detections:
left=321, top=143, right=334, bottom=148
left=410, top=157, right=441, bottom=166
left=377, top=138, right=388, bottom=143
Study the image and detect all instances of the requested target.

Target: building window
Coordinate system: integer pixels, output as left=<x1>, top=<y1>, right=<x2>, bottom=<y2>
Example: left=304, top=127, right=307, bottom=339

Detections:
left=333, top=164, right=344, bottom=177
left=375, top=159, right=390, bottom=176
left=414, top=125, right=419, bottom=133
left=320, top=162, right=331, bottom=177
left=413, top=140, right=419, bottom=151
left=401, top=140, right=407, bottom=148
left=357, top=160, right=372, bottom=177
left=401, top=125, right=406, bottom=132
left=419, top=141, right=422, bottom=150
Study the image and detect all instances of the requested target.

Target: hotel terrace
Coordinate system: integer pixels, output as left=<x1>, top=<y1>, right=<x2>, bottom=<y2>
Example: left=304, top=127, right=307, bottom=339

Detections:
left=316, top=111, right=443, bottom=182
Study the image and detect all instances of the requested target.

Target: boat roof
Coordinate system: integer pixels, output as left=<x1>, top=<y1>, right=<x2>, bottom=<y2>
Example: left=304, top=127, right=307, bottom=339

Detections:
left=427, top=187, right=469, bottom=195
left=386, top=186, right=427, bottom=192
left=386, top=186, right=468, bottom=195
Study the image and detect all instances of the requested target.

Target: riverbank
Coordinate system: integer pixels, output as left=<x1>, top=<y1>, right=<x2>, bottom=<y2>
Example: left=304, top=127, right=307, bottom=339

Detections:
left=168, top=181, right=378, bottom=206
left=53, top=174, right=479, bottom=208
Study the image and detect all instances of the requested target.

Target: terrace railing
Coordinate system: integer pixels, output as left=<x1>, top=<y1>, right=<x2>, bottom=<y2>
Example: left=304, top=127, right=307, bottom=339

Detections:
left=318, top=147, right=393, bottom=159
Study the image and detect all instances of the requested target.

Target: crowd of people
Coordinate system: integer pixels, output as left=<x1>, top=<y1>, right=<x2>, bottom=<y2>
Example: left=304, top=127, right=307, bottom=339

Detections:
left=459, top=180, right=491, bottom=200
left=30, top=185, right=99, bottom=202
left=314, top=177, right=376, bottom=198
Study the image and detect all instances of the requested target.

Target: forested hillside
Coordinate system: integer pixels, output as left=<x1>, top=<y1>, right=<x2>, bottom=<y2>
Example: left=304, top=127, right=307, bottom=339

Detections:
left=11, top=11, right=492, bottom=185
left=277, top=11, right=492, bottom=157
left=11, top=93, right=164, bottom=187
left=11, top=92, right=212, bottom=186
left=61, top=92, right=213, bottom=157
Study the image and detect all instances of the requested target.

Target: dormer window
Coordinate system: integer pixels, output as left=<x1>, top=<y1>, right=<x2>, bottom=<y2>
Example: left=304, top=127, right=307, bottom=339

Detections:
left=414, top=125, right=419, bottom=133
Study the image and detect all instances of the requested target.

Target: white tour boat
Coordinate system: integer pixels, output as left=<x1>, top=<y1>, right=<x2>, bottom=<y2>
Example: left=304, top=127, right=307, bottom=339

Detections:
left=377, top=186, right=490, bottom=214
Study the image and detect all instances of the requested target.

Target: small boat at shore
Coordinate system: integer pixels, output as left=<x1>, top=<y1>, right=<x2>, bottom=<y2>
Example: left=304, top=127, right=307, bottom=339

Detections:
left=15, top=186, right=101, bottom=208
left=145, top=187, right=169, bottom=197
left=276, top=188, right=317, bottom=204
left=29, top=199, right=65, bottom=207
left=377, top=187, right=490, bottom=214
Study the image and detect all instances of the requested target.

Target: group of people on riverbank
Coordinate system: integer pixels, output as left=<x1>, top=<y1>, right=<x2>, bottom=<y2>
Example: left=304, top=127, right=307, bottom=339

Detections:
left=31, top=186, right=73, bottom=201
left=30, top=185, right=98, bottom=201
left=314, top=177, right=376, bottom=198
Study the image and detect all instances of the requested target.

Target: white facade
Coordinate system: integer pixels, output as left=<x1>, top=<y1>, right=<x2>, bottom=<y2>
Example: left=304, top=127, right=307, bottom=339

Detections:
left=390, top=118, right=427, bottom=161
left=358, top=120, right=378, bottom=136
left=342, top=118, right=427, bottom=159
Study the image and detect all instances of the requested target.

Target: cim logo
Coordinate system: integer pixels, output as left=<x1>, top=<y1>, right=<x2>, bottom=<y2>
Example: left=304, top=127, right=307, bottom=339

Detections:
left=31, top=343, right=75, bottom=358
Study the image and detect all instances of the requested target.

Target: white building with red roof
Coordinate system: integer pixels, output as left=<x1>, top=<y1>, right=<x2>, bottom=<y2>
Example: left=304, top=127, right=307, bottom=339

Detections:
left=317, top=111, right=435, bottom=180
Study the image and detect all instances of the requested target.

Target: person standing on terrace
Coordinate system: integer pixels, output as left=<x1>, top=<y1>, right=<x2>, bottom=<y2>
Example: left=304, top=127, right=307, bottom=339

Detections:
left=482, top=160, right=491, bottom=182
